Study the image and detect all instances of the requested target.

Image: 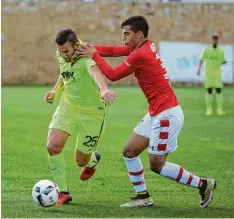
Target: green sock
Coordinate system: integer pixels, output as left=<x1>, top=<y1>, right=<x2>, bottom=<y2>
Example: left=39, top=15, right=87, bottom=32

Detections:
left=205, top=92, right=213, bottom=109
left=85, top=153, right=97, bottom=168
left=216, top=92, right=223, bottom=110
left=48, top=153, right=68, bottom=192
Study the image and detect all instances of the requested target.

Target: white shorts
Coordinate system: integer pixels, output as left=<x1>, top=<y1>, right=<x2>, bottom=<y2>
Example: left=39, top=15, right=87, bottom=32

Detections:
left=134, top=105, right=184, bottom=155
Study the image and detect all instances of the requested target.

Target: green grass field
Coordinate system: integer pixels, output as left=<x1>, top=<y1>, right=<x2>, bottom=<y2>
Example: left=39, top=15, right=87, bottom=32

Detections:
left=2, top=86, right=234, bottom=218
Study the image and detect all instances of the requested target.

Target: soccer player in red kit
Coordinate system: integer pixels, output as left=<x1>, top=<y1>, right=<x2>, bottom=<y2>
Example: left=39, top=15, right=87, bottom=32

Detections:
left=77, top=16, right=216, bottom=208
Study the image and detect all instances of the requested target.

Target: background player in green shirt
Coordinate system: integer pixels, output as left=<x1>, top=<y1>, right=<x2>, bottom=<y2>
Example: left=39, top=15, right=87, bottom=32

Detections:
left=197, top=33, right=226, bottom=116
left=44, top=29, right=117, bottom=206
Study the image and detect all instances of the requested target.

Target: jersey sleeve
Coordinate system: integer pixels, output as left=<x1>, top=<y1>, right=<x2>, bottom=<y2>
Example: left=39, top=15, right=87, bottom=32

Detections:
left=200, top=48, right=207, bottom=61
left=94, top=45, right=133, bottom=57
left=92, top=50, right=143, bottom=81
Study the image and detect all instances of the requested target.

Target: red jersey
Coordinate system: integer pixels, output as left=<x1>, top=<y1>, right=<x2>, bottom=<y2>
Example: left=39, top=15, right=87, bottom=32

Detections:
left=93, top=40, right=179, bottom=116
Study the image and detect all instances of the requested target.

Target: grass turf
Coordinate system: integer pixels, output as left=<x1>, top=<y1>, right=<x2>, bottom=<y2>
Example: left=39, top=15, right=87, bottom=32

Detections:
left=2, top=86, right=234, bottom=218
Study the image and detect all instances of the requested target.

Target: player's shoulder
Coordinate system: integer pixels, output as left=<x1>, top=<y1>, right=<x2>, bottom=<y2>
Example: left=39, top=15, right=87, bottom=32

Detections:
left=134, top=40, right=153, bottom=58
left=128, top=49, right=144, bottom=60
left=217, top=46, right=225, bottom=52
left=75, top=57, right=91, bottom=63
left=203, top=46, right=210, bottom=51
left=139, top=40, right=153, bottom=51
left=75, top=57, right=96, bottom=68
left=202, top=46, right=212, bottom=54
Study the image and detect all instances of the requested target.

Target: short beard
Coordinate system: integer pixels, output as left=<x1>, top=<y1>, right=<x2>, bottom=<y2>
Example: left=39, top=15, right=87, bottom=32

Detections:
left=63, top=58, right=71, bottom=63
left=213, top=44, right=217, bottom=48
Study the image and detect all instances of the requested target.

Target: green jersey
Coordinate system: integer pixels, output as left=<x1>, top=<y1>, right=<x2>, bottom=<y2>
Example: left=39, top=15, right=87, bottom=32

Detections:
left=56, top=51, right=104, bottom=112
left=200, top=45, right=226, bottom=76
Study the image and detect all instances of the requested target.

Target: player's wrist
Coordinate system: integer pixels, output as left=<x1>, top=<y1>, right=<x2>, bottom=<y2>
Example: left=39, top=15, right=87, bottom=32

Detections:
left=51, top=90, right=58, bottom=97
left=100, top=87, right=108, bottom=93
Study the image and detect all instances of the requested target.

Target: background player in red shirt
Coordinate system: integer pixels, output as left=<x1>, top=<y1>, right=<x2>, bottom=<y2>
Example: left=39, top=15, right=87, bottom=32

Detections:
left=77, top=16, right=216, bottom=208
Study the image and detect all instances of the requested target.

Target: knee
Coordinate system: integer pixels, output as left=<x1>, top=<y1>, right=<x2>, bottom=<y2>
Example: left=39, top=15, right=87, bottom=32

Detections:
left=215, top=88, right=222, bottom=93
left=207, top=88, right=213, bottom=94
left=47, top=141, right=63, bottom=156
left=150, top=161, right=165, bottom=174
left=123, top=146, right=139, bottom=158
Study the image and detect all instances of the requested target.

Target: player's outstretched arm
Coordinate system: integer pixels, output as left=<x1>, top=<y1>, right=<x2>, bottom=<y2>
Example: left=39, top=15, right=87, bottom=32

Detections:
left=94, top=45, right=132, bottom=57
left=77, top=45, right=139, bottom=81
left=77, top=40, right=131, bottom=57
left=90, top=65, right=117, bottom=105
left=44, top=76, right=64, bottom=104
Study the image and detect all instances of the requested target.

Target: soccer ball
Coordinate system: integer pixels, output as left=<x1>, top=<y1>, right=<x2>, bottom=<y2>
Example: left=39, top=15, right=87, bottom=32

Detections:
left=32, top=180, right=60, bottom=207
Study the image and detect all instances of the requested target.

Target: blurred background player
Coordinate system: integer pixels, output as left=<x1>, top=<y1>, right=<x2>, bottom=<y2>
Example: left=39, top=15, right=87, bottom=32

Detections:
left=197, top=33, right=227, bottom=116
left=77, top=16, right=216, bottom=208
left=44, top=29, right=117, bottom=206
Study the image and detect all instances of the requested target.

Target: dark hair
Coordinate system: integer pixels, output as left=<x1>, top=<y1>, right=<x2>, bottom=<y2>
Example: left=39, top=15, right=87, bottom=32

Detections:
left=55, top=29, right=78, bottom=46
left=121, top=16, right=149, bottom=38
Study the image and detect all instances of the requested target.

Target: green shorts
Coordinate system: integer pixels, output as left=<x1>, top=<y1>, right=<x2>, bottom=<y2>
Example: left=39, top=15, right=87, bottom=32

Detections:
left=49, top=102, right=105, bottom=154
left=204, top=74, right=223, bottom=89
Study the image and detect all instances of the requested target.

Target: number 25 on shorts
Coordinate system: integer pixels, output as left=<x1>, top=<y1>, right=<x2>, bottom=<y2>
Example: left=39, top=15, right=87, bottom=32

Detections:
left=83, top=135, right=99, bottom=148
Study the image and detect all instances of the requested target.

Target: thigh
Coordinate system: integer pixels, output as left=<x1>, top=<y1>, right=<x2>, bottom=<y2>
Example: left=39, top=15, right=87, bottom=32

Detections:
left=47, top=128, right=69, bottom=143
left=149, top=106, right=184, bottom=155
left=49, top=102, right=77, bottom=136
left=123, top=114, right=151, bottom=157
left=47, top=128, right=69, bottom=155
left=123, top=131, right=150, bottom=158
left=76, top=112, right=105, bottom=155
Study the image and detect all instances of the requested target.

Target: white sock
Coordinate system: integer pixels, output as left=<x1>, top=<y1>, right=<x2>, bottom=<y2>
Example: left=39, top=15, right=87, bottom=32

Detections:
left=123, top=156, right=148, bottom=193
left=160, top=162, right=201, bottom=188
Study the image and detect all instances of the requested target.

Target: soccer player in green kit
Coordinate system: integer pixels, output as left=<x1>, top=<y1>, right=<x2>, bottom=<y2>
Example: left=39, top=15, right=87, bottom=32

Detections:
left=44, top=29, right=117, bottom=206
left=197, top=33, right=226, bottom=116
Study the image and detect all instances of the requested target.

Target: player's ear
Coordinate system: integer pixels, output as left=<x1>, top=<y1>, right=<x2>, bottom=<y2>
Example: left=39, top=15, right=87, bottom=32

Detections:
left=137, top=31, right=144, bottom=38
left=74, top=43, right=79, bottom=50
left=136, top=31, right=141, bottom=38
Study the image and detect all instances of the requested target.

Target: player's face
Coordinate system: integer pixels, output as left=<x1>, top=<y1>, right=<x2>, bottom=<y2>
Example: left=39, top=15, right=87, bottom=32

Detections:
left=57, top=41, right=76, bottom=62
left=212, top=36, right=218, bottom=45
left=122, top=25, right=140, bottom=49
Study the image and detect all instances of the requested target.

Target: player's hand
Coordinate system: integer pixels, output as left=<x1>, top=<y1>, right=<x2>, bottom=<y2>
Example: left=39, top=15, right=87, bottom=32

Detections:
left=76, top=44, right=96, bottom=58
left=44, top=91, right=55, bottom=104
left=196, top=67, right=201, bottom=76
left=101, top=89, right=117, bottom=105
